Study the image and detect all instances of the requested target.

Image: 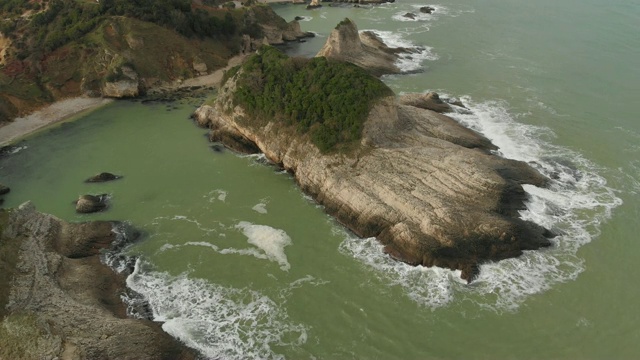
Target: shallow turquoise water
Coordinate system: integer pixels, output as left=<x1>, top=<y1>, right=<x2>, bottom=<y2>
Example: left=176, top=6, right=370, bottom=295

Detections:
left=1, top=0, right=639, bottom=358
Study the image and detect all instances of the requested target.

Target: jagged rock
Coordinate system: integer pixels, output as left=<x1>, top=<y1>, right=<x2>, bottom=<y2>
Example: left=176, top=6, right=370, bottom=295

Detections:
left=307, top=0, right=322, bottom=9
left=199, top=72, right=553, bottom=282
left=192, top=59, right=208, bottom=76
left=294, top=16, right=305, bottom=21
left=0, top=202, right=196, bottom=359
left=316, top=18, right=418, bottom=76
left=0, top=183, right=9, bottom=195
left=75, top=194, right=109, bottom=213
left=101, top=66, right=141, bottom=98
left=403, top=13, right=417, bottom=19
left=85, top=172, right=122, bottom=183
left=420, top=6, right=436, bottom=14
left=399, top=92, right=454, bottom=113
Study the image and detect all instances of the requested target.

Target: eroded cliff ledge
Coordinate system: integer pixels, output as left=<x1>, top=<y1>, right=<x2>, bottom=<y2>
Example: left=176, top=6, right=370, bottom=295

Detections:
left=0, top=202, right=195, bottom=359
left=194, top=56, right=552, bottom=281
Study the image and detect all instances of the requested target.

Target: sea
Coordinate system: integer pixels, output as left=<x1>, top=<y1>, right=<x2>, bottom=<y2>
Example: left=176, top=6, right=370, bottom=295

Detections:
left=1, top=0, right=639, bottom=358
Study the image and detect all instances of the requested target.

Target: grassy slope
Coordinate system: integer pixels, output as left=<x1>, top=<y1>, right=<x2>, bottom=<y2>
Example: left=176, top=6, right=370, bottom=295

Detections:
left=0, top=15, right=238, bottom=122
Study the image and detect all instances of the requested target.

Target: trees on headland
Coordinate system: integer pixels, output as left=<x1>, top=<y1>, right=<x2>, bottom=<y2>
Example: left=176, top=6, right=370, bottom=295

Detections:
left=1, top=0, right=238, bottom=56
left=229, top=46, right=393, bottom=152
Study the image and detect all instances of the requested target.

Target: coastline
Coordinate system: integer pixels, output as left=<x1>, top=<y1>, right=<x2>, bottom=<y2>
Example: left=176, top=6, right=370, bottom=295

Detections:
left=0, top=54, right=249, bottom=147
left=0, top=97, right=114, bottom=146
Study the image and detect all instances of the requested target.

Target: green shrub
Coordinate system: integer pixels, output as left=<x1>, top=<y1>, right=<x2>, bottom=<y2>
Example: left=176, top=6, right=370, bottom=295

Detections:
left=232, top=46, right=393, bottom=152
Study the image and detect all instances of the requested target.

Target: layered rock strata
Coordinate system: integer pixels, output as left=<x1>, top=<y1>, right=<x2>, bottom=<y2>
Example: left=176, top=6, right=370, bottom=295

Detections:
left=194, top=78, right=553, bottom=281
left=316, top=18, right=419, bottom=76
left=0, top=202, right=195, bottom=359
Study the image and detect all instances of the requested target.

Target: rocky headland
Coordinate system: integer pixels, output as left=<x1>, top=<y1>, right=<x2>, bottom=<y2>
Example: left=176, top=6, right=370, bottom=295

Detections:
left=194, top=46, right=553, bottom=281
left=0, top=202, right=195, bottom=359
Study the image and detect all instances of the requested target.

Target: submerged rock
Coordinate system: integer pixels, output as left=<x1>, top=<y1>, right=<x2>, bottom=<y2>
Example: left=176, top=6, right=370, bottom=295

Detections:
left=420, top=6, right=436, bottom=14
left=85, top=172, right=123, bottom=183
left=0, top=183, right=9, bottom=195
left=0, top=202, right=196, bottom=359
left=75, top=194, right=109, bottom=213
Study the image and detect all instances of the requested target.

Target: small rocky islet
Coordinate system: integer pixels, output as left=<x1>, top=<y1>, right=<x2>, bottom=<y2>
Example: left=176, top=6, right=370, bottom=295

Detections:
left=193, top=18, right=553, bottom=282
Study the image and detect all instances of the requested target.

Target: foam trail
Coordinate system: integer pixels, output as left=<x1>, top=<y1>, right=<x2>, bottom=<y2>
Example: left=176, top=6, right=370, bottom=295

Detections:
left=126, top=259, right=307, bottom=359
left=340, top=96, right=622, bottom=311
left=236, top=221, right=292, bottom=271
left=252, top=199, right=268, bottom=214
left=361, top=29, right=438, bottom=73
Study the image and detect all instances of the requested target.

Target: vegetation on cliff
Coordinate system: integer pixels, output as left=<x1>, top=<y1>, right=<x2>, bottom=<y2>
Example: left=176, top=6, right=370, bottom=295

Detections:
left=0, top=1, right=289, bottom=122
left=228, top=46, right=393, bottom=152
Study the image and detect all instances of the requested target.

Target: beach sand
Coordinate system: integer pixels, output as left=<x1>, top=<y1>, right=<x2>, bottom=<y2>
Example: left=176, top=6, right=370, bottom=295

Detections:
left=0, top=97, right=114, bottom=146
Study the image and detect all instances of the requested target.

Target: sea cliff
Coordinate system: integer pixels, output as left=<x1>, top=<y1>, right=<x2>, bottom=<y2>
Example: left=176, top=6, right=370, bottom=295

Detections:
left=0, top=202, right=195, bottom=359
left=194, top=49, right=553, bottom=281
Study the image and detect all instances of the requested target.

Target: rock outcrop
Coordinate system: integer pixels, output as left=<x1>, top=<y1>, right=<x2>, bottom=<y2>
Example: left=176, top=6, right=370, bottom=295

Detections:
left=316, top=18, right=418, bottom=76
left=101, top=66, right=141, bottom=98
left=0, top=202, right=195, bottom=359
left=0, top=183, right=9, bottom=205
left=75, top=194, right=109, bottom=213
left=196, top=72, right=553, bottom=281
left=399, top=92, right=463, bottom=114
left=85, top=172, right=123, bottom=183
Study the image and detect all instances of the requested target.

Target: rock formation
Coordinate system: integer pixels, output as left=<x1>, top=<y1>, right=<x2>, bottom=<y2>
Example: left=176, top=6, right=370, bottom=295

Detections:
left=195, top=71, right=553, bottom=281
left=0, top=182, right=9, bottom=205
left=75, top=194, right=109, bottom=213
left=101, top=66, right=141, bottom=98
left=0, top=202, right=195, bottom=359
left=85, top=172, right=123, bottom=183
left=420, top=6, right=436, bottom=14
left=307, top=0, right=322, bottom=10
left=399, top=92, right=462, bottom=114
left=316, top=18, right=419, bottom=76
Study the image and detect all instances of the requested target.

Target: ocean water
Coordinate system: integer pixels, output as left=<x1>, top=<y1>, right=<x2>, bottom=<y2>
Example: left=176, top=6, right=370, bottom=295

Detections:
left=1, top=0, right=639, bottom=358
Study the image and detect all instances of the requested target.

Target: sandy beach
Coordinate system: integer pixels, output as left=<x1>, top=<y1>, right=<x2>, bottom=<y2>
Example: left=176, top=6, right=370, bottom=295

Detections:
left=0, top=97, right=114, bottom=146
left=0, top=54, right=249, bottom=147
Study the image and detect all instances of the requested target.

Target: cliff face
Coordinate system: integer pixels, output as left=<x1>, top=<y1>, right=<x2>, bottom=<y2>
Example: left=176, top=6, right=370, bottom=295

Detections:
left=0, top=203, right=195, bottom=359
left=316, top=18, right=411, bottom=76
left=194, top=74, right=553, bottom=281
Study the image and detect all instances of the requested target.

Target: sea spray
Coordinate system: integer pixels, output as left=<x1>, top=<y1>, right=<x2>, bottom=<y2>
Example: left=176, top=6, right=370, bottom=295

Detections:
left=126, top=259, right=308, bottom=360
left=340, top=96, right=622, bottom=311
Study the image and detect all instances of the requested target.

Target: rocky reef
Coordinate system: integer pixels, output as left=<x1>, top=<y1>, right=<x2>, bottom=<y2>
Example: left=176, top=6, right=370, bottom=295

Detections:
left=0, top=202, right=195, bottom=359
left=194, top=61, right=553, bottom=281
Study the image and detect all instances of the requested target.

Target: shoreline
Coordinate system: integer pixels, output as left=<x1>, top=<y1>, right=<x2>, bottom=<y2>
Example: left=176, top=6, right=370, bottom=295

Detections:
left=0, top=54, right=249, bottom=147
left=0, top=97, right=114, bottom=146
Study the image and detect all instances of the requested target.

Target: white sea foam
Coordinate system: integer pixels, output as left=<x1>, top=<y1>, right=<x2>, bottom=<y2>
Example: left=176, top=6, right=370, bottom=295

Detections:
left=252, top=199, right=269, bottom=214
left=204, top=189, right=227, bottom=202
left=361, top=29, right=438, bottom=73
left=339, top=96, right=622, bottom=312
left=126, top=259, right=307, bottom=359
left=236, top=221, right=292, bottom=271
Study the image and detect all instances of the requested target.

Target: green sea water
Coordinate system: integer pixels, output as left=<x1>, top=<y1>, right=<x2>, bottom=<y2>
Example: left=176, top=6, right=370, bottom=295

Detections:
left=1, top=0, right=639, bottom=358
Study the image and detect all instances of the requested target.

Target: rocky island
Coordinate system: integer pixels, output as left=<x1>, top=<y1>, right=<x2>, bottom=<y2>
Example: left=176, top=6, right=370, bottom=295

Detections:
left=194, top=27, right=553, bottom=281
